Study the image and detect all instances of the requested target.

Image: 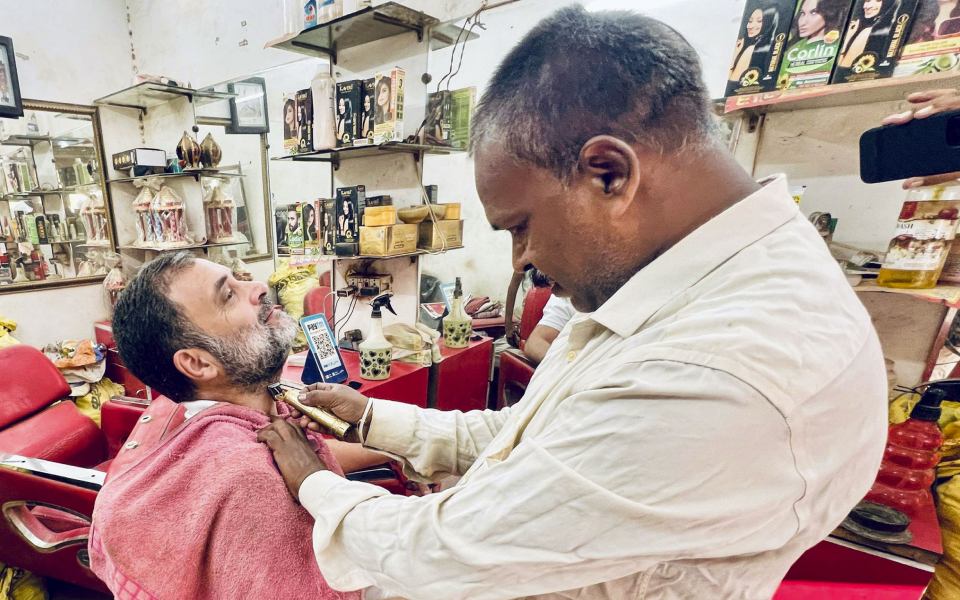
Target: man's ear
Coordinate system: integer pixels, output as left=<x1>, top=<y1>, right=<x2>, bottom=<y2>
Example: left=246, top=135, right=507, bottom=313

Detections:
left=172, top=348, right=220, bottom=385
left=577, top=135, right=642, bottom=211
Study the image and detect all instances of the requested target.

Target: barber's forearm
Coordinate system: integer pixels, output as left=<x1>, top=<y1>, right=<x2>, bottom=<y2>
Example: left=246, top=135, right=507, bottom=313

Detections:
left=364, top=399, right=512, bottom=479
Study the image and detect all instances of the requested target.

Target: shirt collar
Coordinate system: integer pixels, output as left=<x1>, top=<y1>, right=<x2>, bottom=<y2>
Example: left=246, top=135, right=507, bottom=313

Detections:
left=588, top=174, right=799, bottom=339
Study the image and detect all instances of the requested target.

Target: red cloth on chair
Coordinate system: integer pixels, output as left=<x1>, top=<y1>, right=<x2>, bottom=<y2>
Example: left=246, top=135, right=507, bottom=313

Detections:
left=0, top=402, right=104, bottom=467
left=90, top=398, right=359, bottom=600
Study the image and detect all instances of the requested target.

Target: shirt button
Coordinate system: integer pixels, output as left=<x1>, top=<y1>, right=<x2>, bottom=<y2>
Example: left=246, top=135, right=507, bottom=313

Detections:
left=566, top=351, right=577, bottom=362
left=124, top=441, right=139, bottom=450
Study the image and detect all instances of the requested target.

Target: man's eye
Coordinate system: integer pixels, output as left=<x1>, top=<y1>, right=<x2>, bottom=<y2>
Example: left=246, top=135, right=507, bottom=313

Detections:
left=226, top=290, right=235, bottom=302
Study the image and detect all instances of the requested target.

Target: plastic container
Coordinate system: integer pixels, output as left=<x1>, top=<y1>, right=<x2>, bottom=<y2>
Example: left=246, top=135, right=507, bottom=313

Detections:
left=878, top=184, right=960, bottom=289
left=864, top=388, right=945, bottom=516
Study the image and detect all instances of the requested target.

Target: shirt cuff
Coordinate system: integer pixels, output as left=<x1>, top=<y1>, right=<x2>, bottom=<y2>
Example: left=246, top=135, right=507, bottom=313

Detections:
left=364, top=398, right=419, bottom=455
left=298, top=470, right=386, bottom=537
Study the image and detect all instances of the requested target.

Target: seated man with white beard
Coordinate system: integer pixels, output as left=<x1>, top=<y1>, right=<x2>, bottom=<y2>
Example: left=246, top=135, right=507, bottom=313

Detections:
left=88, top=252, right=378, bottom=600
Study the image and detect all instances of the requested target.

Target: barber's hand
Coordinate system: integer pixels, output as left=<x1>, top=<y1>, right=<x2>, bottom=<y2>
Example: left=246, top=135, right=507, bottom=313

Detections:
left=292, top=383, right=371, bottom=442
left=883, top=89, right=960, bottom=188
left=257, top=417, right=328, bottom=497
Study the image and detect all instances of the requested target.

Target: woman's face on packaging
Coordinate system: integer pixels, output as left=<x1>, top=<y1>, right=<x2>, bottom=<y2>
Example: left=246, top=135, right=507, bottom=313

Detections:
left=747, top=9, right=764, bottom=37
left=377, top=84, right=389, bottom=107
left=864, top=0, right=882, bottom=18
left=798, top=0, right=827, bottom=38
left=338, top=98, right=345, bottom=113
left=285, top=104, right=294, bottom=124
left=364, top=95, right=371, bottom=110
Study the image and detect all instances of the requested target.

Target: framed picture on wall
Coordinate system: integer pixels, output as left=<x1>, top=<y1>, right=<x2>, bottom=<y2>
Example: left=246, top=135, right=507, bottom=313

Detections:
left=0, top=36, right=23, bottom=119
left=227, top=77, right=269, bottom=134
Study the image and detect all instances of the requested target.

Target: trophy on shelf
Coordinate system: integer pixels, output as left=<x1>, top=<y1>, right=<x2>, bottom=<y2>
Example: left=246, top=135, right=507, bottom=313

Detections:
left=176, top=131, right=202, bottom=170
left=200, top=133, right=222, bottom=169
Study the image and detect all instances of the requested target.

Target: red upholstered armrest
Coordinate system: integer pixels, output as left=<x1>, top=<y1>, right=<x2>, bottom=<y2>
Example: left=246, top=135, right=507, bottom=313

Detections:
left=101, top=397, right=149, bottom=459
left=0, top=402, right=105, bottom=468
left=0, top=345, right=70, bottom=429
left=497, top=349, right=536, bottom=410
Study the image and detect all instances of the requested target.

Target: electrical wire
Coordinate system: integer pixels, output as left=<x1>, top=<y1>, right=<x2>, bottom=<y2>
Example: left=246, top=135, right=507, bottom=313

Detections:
left=336, top=295, right=358, bottom=340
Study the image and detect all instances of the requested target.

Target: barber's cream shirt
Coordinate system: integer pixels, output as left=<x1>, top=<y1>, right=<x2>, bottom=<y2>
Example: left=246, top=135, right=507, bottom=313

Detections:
left=299, top=176, right=888, bottom=599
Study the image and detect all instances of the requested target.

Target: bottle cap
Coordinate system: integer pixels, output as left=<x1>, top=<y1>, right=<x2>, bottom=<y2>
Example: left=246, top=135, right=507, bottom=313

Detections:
left=911, top=387, right=946, bottom=422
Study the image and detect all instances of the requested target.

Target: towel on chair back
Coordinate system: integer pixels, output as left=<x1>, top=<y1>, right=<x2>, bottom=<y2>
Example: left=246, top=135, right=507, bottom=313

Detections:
left=89, top=398, right=359, bottom=600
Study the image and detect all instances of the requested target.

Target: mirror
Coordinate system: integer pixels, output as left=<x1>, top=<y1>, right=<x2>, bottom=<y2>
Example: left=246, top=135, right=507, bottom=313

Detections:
left=0, top=101, right=114, bottom=291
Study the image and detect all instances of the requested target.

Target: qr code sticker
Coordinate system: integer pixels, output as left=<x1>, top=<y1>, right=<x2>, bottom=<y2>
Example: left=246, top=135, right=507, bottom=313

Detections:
left=305, top=318, right=341, bottom=371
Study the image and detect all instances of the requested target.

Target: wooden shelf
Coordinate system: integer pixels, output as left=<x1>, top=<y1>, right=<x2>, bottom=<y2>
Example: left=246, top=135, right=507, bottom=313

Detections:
left=723, top=71, right=960, bottom=115
left=264, top=1, right=477, bottom=63
left=854, top=280, right=960, bottom=309
left=277, top=245, right=463, bottom=261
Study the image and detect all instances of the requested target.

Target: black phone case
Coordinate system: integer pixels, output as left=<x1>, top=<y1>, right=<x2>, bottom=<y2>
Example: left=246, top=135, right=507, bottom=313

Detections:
left=860, top=110, right=960, bottom=184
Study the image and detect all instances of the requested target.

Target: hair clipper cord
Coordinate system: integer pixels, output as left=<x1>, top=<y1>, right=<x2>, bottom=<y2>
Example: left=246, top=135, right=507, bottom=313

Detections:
left=267, top=382, right=353, bottom=439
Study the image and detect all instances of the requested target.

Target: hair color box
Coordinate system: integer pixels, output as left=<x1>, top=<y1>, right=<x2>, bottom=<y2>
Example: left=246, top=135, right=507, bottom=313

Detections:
left=893, top=0, right=960, bottom=77
left=297, top=88, right=314, bottom=152
left=777, top=0, right=856, bottom=90
left=335, top=80, right=361, bottom=147
left=335, top=185, right=363, bottom=244
left=833, top=0, right=920, bottom=82
left=359, top=78, right=376, bottom=144
left=374, top=68, right=405, bottom=144
left=725, top=0, right=798, bottom=95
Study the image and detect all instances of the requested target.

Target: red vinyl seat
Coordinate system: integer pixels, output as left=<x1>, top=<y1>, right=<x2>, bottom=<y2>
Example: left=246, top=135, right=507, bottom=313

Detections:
left=303, top=285, right=335, bottom=327
left=497, top=284, right=552, bottom=409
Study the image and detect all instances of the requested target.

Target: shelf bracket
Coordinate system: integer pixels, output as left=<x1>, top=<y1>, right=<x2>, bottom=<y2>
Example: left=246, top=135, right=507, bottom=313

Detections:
left=372, top=13, right=425, bottom=42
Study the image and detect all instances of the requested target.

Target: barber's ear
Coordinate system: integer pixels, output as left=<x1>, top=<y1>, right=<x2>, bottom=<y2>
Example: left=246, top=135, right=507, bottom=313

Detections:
left=172, top=348, right=220, bottom=384
left=578, top=135, right=641, bottom=202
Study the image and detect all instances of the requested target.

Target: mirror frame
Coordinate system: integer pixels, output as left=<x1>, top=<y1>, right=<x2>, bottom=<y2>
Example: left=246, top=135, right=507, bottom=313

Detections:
left=195, top=115, right=274, bottom=263
left=0, top=99, right=116, bottom=294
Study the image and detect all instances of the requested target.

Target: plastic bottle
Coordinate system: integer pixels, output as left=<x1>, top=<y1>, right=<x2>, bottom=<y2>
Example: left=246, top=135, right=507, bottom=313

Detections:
left=358, top=293, right=396, bottom=380
left=311, top=68, right=337, bottom=151
left=878, top=183, right=960, bottom=289
left=443, top=277, right=471, bottom=349
left=864, top=388, right=945, bottom=516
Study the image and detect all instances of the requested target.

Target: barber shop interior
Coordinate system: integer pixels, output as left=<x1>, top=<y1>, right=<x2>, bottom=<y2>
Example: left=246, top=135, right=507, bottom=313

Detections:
left=12, top=0, right=960, bottom=598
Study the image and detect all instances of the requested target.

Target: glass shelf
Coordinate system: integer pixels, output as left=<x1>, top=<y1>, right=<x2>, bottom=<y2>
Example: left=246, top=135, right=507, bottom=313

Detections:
left=1, top=134, right=92, bottom=147
left=271, top=142, right=459, bottom=168
left=264, top=1, right=478, bottom=62
left=277, top=245, right=463, bottom=261
left=108, top=170, right=243, bottom=184
left=854, top=280, right=960, bottom=309
left=95, top=82, right=237, bottom=112
left=119, top=240, right=250, bottom=252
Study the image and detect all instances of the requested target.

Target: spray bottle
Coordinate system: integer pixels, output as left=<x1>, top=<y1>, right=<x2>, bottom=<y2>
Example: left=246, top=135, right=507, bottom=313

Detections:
left=358, top=292, right=396, bottom=380
left=443, top=277, right=470, bottom=349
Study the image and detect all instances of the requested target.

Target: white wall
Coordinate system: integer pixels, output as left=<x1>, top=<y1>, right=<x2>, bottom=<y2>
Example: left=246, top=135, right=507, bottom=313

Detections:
left=0, top=0, right=133, bottom=346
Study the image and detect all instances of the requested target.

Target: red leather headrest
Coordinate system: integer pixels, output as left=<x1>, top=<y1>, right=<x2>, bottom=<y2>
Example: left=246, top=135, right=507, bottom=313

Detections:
left=0, top=345, right=70, bottom=429
left=519, top=286, right=554, bottom=343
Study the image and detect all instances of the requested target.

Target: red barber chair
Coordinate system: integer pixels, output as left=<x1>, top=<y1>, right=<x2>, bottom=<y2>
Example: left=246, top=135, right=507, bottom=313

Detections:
left=303, top=284, right=335, bottom=327
left=496, top=273, right=553, bottom=409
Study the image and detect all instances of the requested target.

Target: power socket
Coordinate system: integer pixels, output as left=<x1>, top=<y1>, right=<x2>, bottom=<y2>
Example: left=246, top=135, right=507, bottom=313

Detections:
left=347, top=273, right=393, bottom=295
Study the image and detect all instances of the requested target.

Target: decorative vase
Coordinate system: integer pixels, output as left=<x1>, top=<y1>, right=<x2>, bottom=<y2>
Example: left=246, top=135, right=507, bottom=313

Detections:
left=200, top=133, right=222, bottom=169
left=176, top=131, right=202, bottom=170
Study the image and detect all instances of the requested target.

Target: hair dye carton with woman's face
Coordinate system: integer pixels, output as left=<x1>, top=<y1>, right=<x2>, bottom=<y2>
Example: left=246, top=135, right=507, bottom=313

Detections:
left=777, top=0, right=857, bottom=89
left=335, top=80, right=361, bottom=147
left=893, top=0, right=960, bottom=76
left=726, top=0, right=798, bottom=96
left=374, top=67, right=405, bottom=144
left=833, top=0, right=920, bottom=82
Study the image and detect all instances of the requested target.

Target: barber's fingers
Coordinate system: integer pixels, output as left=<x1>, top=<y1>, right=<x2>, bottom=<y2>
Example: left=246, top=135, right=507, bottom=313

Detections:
left=305, top=383, right=334, bottom=392
left=907, top=89, right=958, bottom=104
left=903, top=172, right=960, bottom=189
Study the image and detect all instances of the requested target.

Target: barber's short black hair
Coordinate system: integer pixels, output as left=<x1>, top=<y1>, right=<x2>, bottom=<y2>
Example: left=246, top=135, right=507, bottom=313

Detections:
left=112, top=251, right=199, bottom=402
left=470, top=5, right=715, bottom=182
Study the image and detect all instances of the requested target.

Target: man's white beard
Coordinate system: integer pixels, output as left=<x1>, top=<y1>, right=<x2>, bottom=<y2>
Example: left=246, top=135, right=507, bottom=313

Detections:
left=214, top=310, right=298, bottom=389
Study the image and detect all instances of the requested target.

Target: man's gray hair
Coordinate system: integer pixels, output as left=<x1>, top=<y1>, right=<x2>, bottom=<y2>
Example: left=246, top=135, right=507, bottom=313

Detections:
left=470, top=5, right=716, bottom=183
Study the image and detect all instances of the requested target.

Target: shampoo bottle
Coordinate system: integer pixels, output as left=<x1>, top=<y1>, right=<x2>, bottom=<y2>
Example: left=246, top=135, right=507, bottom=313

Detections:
left=443, top=277, right=470, bottom=348
left=359, top=292, right=396, bottom=380
left=311, top=68, right=337, bottom=151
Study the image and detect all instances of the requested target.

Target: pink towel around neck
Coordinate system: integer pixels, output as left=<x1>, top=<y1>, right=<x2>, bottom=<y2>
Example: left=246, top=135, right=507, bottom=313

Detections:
left=89, top=399, right=360, bottom=600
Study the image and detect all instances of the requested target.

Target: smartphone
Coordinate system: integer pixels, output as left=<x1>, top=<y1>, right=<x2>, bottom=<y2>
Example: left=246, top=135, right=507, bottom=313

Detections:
left=860, top=109, right=960, bottom=184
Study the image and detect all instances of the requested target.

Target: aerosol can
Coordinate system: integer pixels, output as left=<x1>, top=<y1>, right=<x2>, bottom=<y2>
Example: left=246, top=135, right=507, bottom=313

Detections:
left=443, top=277, right=470, bottom=349
left=358, top=292, right=396, bottom=380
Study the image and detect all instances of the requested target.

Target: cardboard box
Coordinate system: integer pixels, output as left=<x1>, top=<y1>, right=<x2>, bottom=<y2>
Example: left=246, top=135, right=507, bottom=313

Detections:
left=725, top=0, right=796, bottom=95
left=374, top=67, right=405, bottom=144
left=297, top=88, right=314, bottom=152
left=441, top=203, right=461, bottom=220
left=112, top=148, right=166, bottom=173
left=777, top=0, right=855, bottom=90
left=418, top=219, right=463, bottom=251
left=303, top=199, right=320, bottom=252
left=893, top=0, right=960, bottom=77
left=335, top=185, right=364, bottom=243
left=359, top=78, right=376, bottom=143
left=425, top=91, right=452, bottom=144
left=282, top=92, right=300, bottom=152
left=363, top=205, right=397, bottom=227
left=449, top=87, right=475, bottom=150
left=360, top=223, right=418, bottom=256
left=335, top=80, right=362, bottom=147
left=320, top=198, right=335, bottom=255
left=833, top=0, right=920, bottom=83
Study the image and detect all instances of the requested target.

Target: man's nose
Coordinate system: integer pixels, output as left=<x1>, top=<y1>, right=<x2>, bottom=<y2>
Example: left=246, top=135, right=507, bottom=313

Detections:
left=513, top=242, right=533, bottom=274
left=245, top=279, right=269, bottom=304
